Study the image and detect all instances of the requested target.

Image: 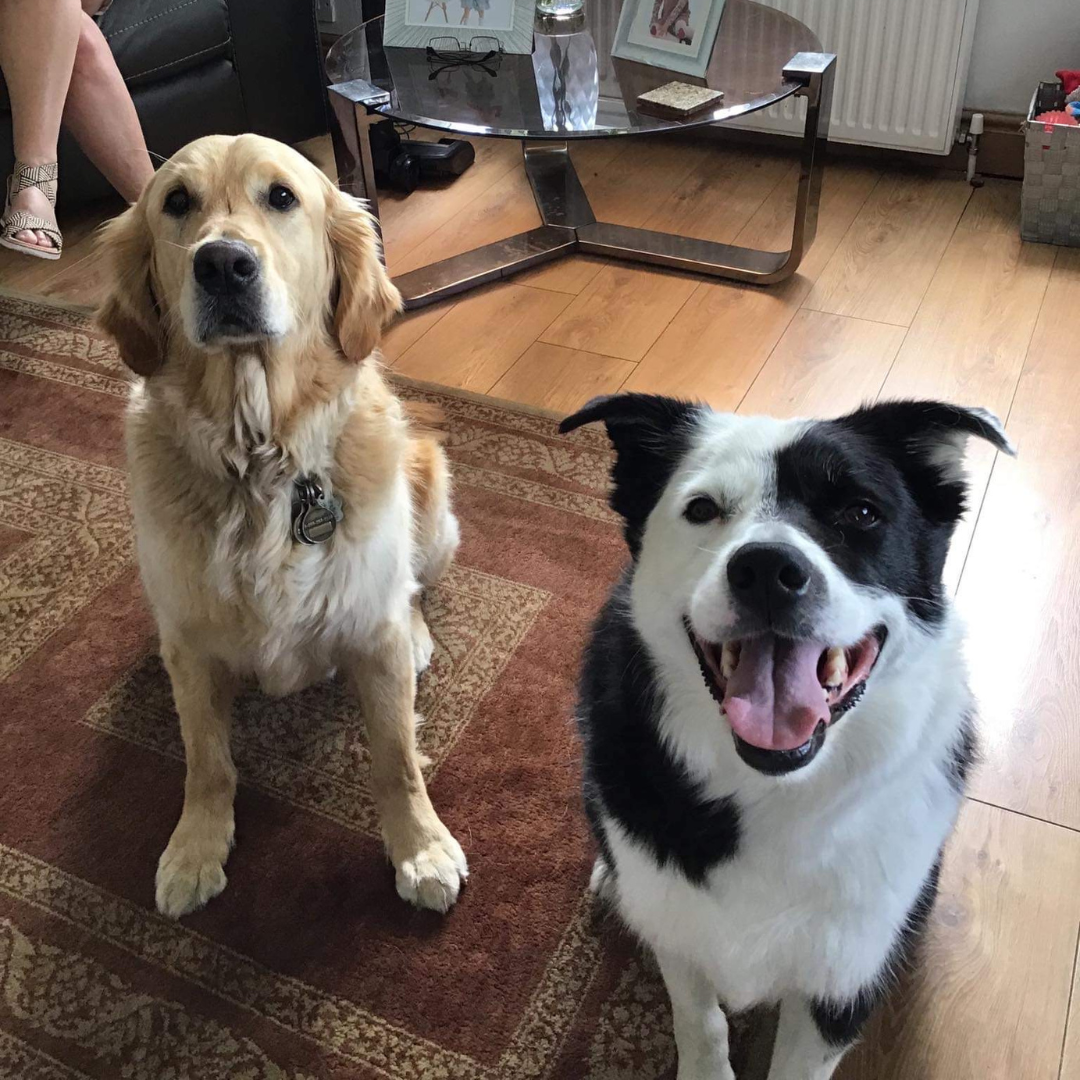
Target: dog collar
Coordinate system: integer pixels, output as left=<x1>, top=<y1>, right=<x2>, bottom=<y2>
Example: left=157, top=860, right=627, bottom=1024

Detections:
left=291, top=476, right=344, bottom=545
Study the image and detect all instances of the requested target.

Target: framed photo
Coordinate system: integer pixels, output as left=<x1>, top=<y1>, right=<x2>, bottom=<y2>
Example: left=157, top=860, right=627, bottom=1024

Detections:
left=612, top=0, right=726, bottom=78
left=384, top=0, right=535, bottom=55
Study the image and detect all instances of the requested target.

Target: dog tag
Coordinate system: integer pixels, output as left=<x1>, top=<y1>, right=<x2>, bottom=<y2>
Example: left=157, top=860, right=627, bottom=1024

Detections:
left=293, top=503, right=337, bottom=545
left=291, top=477, right=344, bottom=545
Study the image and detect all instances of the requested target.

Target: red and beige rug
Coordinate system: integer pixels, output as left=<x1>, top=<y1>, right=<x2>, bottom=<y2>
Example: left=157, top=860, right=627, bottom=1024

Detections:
left=0, top=291, right=795, bottom=1079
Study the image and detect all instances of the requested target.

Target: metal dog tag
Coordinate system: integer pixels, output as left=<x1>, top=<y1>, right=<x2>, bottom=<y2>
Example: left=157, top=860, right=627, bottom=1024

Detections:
left=293, top=503, right=337, bottom=545
left=291, top=477, right=344, bottom=545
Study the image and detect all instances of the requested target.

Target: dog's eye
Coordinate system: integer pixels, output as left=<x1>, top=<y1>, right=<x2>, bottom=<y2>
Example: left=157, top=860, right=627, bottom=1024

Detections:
left=684, top=496, right=721, bottom=524
left=163, top=187, right=191, bottom=217
left=838, top=502, right=881, bottom=529
left=268, top=184, right=297, bottom=211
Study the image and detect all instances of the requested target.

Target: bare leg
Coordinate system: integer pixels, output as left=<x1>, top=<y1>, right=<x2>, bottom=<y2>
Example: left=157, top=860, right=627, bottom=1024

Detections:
left=766, top=997, right=848, bottom=1080
left=656, top=951, right=735, bottom=1080
left=64, top=11, right=154, bottom=202
left=0, top=0, right=81, bottom=248
left=350, top=620, right=466, bottom=912
left=156, top=641, right=238, bottom=918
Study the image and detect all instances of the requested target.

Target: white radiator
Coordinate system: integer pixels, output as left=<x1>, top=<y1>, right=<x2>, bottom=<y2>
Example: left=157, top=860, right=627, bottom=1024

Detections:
left=727, top=0, right=981, bottom=154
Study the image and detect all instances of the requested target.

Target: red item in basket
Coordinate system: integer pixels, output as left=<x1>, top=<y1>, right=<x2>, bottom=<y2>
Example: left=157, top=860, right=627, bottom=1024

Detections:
left=1035, top=110, right=1079, bottom=127
left=1057, top=69, right=1080, bottom=97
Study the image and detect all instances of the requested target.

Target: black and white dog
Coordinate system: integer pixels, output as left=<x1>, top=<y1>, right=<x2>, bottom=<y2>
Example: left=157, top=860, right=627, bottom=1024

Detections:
left=559, top=394, right=1013, bottom=1080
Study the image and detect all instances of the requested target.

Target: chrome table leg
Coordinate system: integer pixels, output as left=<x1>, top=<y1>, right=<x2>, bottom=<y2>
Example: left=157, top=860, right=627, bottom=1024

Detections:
left=576, top=52, right=835, bottom=284
left=328, top=78, right=390, bottom=227
left=328, top=51, right=836, bottom=307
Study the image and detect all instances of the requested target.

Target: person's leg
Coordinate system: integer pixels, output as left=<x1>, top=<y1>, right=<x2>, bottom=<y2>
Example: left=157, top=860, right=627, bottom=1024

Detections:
left=0, top=0, right=81, bottom=249
left=64, top=11, right=154, bottom=202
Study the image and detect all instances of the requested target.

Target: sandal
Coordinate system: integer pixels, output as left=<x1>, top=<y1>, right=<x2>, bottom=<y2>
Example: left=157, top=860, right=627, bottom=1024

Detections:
left=0, top=160, right=62, bottom=261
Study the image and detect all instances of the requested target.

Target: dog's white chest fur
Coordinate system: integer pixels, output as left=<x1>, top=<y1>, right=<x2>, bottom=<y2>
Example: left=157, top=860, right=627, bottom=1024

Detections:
left=222, top=485, right=408, bottom=695
left=605, top=738, right=960, bottom=1011
left=601, top=602, right=969, bottom=1013
left=127, top=373, right=413, bottom=697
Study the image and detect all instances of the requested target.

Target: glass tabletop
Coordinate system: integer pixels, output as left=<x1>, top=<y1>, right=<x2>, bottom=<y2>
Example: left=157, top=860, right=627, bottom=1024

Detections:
left=325, top=0, right=821, bottom=139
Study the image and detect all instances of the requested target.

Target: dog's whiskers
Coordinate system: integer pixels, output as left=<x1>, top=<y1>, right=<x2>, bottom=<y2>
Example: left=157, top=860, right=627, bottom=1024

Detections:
left=893, top=593, right=948, bottom=609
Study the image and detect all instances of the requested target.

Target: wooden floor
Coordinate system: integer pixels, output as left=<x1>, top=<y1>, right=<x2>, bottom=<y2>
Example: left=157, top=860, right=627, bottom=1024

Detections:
left=3, top=135, right=1080, bottom=1079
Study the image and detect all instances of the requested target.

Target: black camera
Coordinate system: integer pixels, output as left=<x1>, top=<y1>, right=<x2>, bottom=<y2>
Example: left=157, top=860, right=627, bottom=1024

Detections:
left=368, top=120, right=475, bottom=195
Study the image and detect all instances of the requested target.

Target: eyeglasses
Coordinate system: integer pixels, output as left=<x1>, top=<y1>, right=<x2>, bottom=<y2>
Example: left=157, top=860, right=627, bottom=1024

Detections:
left=426, top=35, right=503, bottom=64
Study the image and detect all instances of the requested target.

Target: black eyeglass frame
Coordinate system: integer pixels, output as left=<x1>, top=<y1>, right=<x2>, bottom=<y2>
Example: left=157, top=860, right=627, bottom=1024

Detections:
left=425, top=35, right=503, bottom=64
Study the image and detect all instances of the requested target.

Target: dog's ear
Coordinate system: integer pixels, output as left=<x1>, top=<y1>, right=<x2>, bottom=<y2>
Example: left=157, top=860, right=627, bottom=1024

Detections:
left=327, top=191, right=403, bottom=362
left=560, top=393, right=704, bottom=556
left=835, top=399, right=1015, bottom=525
left=96, top=203, right=163, bottom=377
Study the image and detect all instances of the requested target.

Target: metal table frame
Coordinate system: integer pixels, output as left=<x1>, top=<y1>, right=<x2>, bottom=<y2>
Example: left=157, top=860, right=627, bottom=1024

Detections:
left=328, top=51, right=835, bottom=311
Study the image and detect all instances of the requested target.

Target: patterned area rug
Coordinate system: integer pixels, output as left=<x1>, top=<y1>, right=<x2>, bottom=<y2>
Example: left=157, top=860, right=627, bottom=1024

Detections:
left=0, top=292, right=778, bottom=1080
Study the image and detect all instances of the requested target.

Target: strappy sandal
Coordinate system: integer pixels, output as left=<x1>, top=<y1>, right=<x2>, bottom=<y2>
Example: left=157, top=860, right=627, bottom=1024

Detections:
left=0, top=161, right=62, bottom=261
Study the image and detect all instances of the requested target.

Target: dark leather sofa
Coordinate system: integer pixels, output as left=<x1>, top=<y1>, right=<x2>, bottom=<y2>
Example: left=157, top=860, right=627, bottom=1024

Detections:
left=0, top=0, right=328, bottom=208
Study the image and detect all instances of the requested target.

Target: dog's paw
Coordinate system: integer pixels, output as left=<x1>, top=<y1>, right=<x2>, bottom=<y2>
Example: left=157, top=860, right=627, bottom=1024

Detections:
left=392, top=828, right=468, bottom=913
left=155, top=825, right=231, bottom=919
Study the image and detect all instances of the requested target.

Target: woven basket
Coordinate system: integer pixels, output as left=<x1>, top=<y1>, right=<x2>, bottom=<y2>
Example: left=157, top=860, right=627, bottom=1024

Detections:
left=1022, top=81, right=1080, bottom=246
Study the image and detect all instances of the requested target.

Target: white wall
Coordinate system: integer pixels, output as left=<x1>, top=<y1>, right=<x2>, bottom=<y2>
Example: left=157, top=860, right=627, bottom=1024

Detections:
left=966, top=0, right=1080, bottom=114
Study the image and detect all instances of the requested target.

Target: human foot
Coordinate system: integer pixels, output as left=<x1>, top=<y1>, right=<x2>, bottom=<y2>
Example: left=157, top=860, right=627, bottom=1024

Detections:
left=1, top=161, right=62, bottom=260
left=10, top=183, right=58, bottom=249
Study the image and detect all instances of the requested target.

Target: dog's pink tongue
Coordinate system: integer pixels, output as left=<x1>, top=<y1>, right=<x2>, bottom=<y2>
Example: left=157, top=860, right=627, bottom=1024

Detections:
left=722, top=634, right=829, bottom=752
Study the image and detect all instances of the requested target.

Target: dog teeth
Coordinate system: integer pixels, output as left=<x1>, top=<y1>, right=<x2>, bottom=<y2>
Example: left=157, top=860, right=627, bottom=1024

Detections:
left=721, top=641, right=740, bottom=678
left=822, top=646, right=847, bottom=691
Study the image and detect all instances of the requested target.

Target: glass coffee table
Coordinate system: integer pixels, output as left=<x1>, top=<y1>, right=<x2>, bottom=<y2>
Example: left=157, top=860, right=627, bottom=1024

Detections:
left=326, top=0, right=834, bottom=310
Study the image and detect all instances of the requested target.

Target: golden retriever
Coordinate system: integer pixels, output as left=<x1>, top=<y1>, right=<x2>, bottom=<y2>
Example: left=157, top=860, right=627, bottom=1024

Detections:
left=97, top=133, right=467, bottom=918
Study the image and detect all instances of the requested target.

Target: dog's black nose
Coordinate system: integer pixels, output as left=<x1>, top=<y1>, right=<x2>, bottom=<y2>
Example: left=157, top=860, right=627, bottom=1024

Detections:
left=193, top=240, right=259, bottom=296
left=727, top=542, right=816, bottom=619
